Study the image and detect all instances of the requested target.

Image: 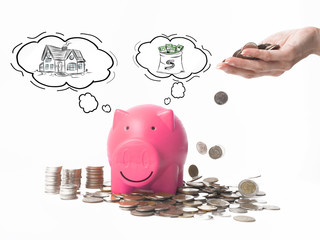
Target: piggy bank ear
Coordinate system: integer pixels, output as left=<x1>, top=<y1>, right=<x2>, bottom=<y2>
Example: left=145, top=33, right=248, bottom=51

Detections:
left=113, top=109, right=129, bottom=130
left=158, top=109, right=175, bottom=131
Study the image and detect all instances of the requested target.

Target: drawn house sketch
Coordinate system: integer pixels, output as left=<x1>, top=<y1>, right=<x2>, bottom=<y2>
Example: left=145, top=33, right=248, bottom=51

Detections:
left=39, top=43, right=86, bottom=75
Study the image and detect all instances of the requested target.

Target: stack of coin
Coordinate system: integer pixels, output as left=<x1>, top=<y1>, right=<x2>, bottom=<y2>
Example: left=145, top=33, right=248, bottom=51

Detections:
left=232, top=42, right=280, bottom=60
left=86, top=166, right=104, bottom=189
left=62, top=169, right=82, bottom=190
left=60, top=184, right=78, bottom=200
left=44, top=166, right=62, bottom=194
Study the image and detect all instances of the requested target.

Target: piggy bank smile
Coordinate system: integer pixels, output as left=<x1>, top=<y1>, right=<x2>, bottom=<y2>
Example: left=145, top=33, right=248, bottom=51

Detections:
left=120, top=171, right=153, bottom=183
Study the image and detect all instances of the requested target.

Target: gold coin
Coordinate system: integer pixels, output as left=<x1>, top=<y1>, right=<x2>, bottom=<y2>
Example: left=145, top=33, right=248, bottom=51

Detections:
left=238, top=179, right=259, bottom=197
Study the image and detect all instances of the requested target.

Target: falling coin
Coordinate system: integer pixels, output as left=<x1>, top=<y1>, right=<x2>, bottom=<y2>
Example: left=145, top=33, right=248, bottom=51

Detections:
left=188, top=165, right=199, bottom=178
left=196, top=141, right=207, bottom=155
left=208, top=145, right=223, bottom=159
left=233, top=215, right=256, bottom=222
left=214, top=91, right=228, bottom=105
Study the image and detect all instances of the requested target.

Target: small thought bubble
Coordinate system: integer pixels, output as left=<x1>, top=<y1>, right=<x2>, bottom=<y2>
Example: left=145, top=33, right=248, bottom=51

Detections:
left=102, top=104, right=112, bottom=113
left=79, top=92, right=98, bottom=113
left=164, top=97, right=171, bottom=105
left=171, top=82, right=185, bottom=98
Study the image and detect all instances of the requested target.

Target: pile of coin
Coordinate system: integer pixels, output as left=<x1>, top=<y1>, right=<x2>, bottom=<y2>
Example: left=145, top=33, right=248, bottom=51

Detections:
left=196, top=141, right=224, bottom=160
left=44, top=166, right=62, bottom=194
left=60, top=184, right=78, bottom=200
left=80, top=172, right=279, bottom=221
left=232, top=42, right=280, bottom=60
left=86, top=166, right=104, bottom=189
left=62, top=169, right=82, bottom=190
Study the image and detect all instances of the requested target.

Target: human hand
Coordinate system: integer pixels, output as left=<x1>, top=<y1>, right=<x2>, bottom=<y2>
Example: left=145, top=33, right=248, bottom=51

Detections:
left=217, top=27, right=320, bottom=78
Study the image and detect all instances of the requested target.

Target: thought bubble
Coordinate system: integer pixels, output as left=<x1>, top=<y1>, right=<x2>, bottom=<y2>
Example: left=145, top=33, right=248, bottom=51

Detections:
left=171, top=82, right=185, bottom=98
left=16, top=34, right=114, bottom=90
left=164, top=97, right=171, bottom=105
left=102, top=104, right=112, bottom=113
left=135, top=35, right=209, bottom=80
left=79, top=93, right=98, bottom=113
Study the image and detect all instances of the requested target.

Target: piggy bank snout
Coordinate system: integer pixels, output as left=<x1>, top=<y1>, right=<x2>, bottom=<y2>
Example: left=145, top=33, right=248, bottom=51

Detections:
left=113, top=140, right=159, bottom=184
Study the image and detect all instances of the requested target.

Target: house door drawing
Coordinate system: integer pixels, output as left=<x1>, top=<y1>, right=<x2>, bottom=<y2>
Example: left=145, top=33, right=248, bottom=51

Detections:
left=57, top=62, right=62, bottom=72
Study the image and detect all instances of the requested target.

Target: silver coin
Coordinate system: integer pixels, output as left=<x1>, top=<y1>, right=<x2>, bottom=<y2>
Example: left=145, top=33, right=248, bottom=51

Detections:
left=263, top=205, right=280, bottom=210
left=208, top=146, right=223, bottom=159
left=207, top=199, right=230, bottom=208
left=196, top=141, right=207, bottom=155
left=186, top=181, right=205, bottom=188
left=240, top=203, right=260, bottom=211
left=256, top=191, right=266, bottom=196
left=131, top=210, right=154, bottom=217
left=212, top=211, right=231, bottom=217
left=193, top=196, right=207, bottom=202
left=229, top=203, right=241, bottom=209
left=233, top=215, right=256, bottom=222
left=188, top=165, right=199, bottom=178
left=198, top=204, right=218, bottom=212
left=236, top=198, right=257, bottom=204
left=214, top=91, right=228, bottom=105
left=181, top=188, right=199, bottom=195
left=93, top=191, right=109, bottom=198
left=229, top=208, right=248, bottom=214
left=82, top=197, right=104, bottom=203
left=203, top=177, right=219, bottom=184
left=194, top=213, right=213, bottom=220
left=182, top=207, right=199, bottom=214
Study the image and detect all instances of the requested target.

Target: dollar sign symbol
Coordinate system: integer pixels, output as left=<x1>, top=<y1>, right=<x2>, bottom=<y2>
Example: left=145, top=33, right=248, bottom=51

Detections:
left=165, top=60, right=175, bottom=70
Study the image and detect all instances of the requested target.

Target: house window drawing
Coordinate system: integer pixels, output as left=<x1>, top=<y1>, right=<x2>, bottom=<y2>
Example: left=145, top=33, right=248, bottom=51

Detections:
left=39, top=43, right=86, bottom=75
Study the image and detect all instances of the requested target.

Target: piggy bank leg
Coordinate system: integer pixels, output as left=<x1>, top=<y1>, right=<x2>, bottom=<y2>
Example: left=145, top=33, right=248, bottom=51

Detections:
left=151, top=165, right=178, bottom=194
left=177, top=166, right=184, bottom=187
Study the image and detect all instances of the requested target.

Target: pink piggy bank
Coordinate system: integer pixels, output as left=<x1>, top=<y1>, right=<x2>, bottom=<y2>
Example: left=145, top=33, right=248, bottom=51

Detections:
left=107, top=104, right=188, bottom=194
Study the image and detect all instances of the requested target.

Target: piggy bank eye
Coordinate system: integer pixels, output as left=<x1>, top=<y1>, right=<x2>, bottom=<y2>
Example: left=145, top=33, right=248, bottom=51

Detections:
left=125, top=126, right=130, bottom=131
left=151, top=126, right=156, bottom=131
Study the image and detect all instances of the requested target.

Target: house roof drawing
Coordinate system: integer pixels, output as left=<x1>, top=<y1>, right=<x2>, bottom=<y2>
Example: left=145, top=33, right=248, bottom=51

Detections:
left=41, top=45, right=85, bottom=62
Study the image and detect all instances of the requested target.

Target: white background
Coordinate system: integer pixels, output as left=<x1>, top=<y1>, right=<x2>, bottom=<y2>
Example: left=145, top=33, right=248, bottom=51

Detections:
left=1, top=0, right=320, bottom=239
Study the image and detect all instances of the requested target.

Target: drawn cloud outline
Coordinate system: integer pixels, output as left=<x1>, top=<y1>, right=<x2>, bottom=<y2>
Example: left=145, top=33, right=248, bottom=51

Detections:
left=16, top=35, right=114, bottom=90
left=78, top=92, right=98, bottom=113
left=135, top=35, right=209, bottom=80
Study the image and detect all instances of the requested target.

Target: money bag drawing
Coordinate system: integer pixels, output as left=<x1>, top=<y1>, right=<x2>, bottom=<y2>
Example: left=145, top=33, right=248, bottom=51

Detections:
left=157, top=44, right=184, bottom=74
